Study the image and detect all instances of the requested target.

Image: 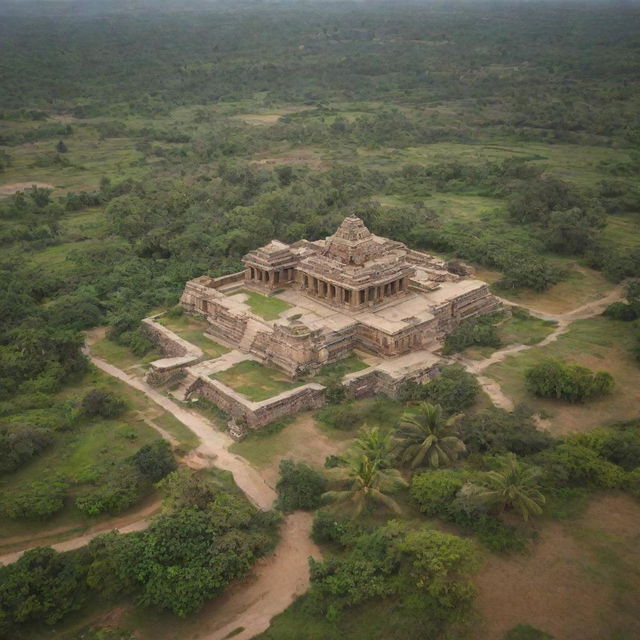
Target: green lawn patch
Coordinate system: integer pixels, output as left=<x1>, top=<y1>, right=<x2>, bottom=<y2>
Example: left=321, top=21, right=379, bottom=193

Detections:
left=157, top=314, right=230, bottom=359
left=315, top=354, right=369, bottom=383
left=237, top=289, right=292, bottom=320
left=499, top=308, right=558, bottom=346
left=210, top=360, right=303, bottom=401
left=91, top=335, right=162, bottom=371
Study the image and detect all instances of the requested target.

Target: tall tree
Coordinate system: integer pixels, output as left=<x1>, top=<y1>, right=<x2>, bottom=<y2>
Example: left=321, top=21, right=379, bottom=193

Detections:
left=395, top=403, right=465, bottom=469
left=462, top=454, right=546, bottom=521
left=323, top=455, right=407, bottom=519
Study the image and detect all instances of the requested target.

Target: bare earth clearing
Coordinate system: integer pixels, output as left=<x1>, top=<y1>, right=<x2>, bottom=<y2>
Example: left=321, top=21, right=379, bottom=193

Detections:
left=473, top=493, right=640, bottom=640
left=0, top=181, right=54, bottom=195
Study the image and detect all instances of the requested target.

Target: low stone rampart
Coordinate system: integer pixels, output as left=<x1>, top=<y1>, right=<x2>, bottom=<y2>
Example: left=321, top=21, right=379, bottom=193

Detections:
left=142, top=317, right=204, bottom=386
left=190, top=376, right=326, bottom=431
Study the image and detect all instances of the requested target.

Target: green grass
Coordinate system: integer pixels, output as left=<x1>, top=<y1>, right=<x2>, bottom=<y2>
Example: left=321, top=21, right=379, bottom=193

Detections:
left=91, top=335, right=162, bottom=371
left=229, top=419, right=297, bottom=467
left=157, top=314, right=230, bottom=359
left=315, top=354, right=369, bottom=383
left=499, top=308, right=558, bottom=346
left=484, top=317, right=640, bottom=433
left=211, top=360, right=303, bottom=401
left=237, top=289, right=292, bottom=320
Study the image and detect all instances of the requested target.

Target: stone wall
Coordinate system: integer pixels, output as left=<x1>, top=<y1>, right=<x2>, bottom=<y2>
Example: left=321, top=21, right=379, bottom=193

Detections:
left=190, top=376, right=326, bottom=430
left=342, top=359, right=440, bottom=400
left=141, top=318, right=203, bottom=386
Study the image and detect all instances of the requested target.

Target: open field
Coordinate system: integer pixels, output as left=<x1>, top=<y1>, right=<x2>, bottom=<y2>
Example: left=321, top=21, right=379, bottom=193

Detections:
left=473, top=493, right=640, bottom=640
left=483, top=317, right=640, bottom=434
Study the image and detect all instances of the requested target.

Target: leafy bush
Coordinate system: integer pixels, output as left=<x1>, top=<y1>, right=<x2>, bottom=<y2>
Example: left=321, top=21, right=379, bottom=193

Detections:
left=570, top=421, right=640, bottom=471
left=81, top=389, right=127, bottom=418
left=410, top=470, right=464, bottom=517
left=410, top=469, right=528, bottom=552
left=307, top=523, right=477, bottom=626
left=311, top=510, right=360, bottom=545
left=525, top=359, right=614, bottom=402
left=536, top=443, right=625, bottom=489
left=603, top=301, right=638, bottom=321
left=626, top=468, right=640, bottom=499
left=316, top=402, right=363, bottom=431
left=0, top=547, right=89, bottom=635
left=75, top=464, right=144, bottom=516
left=130, top=439, right=176, bottom=482
left=398, top=365, right=480, bottom=414
left=276, top=459, right=326, bottom=512
left=0, top=424, right=54, bottom=473
left=503, top=624, right=555, bottom=640
left=443, top=315, right=502, bottom=355
left=457, top=406, right=554, bottom=456
left=2, top=477, right=68, bottom=519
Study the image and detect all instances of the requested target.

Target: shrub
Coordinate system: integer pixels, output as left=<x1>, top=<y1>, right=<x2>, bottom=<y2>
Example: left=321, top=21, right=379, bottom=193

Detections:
left=75, top=464, right=144, bottom=516
left=0, top=424, right=54, bottom=473
left=443, top=315, right=502, bottom=355
left=81, top=389, right=127, bottom=418
left=275, top=459, right=326, bottom=512
left=398, top=365, right=480, bottom=414
left=0, top=547, right=89, bottom=635
left=536, top=443, right=625, bottom=490
left=130, top=439, right=176, bottom=482
left=571, top=421, right=640, bottom=471
left=503, top=624, right=555, bottom=640
left=2, top=477, right=68, bottom=519
left=626, top=468, right=640, bottom=499
left=525, top=359, right=614, bottom=402
left=311, top=510, right=359, bottom=545
left=603, top=301, right=638, bottom=321
left=411, top=470, right=464, bottom=517
left=457, top=406, right=554, bottom=456
left=316, top=402, right=363, bottom=431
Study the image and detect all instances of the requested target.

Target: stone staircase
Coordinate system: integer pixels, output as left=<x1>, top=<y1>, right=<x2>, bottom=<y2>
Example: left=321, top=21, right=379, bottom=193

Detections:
left=239, top=317, right=268, bottom=353
left=171, top=370, right=199, bottom=402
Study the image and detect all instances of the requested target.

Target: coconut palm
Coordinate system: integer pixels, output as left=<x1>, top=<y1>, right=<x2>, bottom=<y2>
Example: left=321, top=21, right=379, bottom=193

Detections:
left=350, top=426, right=395, bottom=468
left=322, top=454, right=407, bottom=519
left=395, top=402, right=465, bottom=469
left=463, top=454, right=546, bottom=522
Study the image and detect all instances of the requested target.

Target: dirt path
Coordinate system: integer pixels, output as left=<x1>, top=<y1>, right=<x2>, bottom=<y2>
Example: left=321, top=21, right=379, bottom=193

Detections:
left=197, top=512, right=320, bottom=640
left=0, top=498, right=161, bottom=565
left=457, top=283, right=627, bottom=408
left=86, top=351, right=276, bottom=510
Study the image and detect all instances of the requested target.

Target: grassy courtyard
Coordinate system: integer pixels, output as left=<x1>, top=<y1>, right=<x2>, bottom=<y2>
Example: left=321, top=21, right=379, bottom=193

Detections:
left=315, top=354, right=370, bottom=383
left=237, top=289, right=292, bottom=320
left=210, top=360, right=304, bottom=401
left=157, top=313, right=230, bottom=359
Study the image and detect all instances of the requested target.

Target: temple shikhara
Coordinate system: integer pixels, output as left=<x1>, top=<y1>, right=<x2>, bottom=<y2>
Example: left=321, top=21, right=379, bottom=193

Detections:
left=143, top=215, right=498, bottom=436
left=181, top=215, right=498, bottom=373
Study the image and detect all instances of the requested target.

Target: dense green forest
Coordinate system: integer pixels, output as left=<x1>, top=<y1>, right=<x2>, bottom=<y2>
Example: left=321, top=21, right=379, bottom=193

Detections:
left=1, top=1, right=640, bottom=639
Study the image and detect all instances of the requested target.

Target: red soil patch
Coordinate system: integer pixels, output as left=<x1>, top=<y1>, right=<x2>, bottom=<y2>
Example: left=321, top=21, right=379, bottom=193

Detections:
left=0, top=181, right=54, bottom=196
left=473, top=493, right=640, bottom=639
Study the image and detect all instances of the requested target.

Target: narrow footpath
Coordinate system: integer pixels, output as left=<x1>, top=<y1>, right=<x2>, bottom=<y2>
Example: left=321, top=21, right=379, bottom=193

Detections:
left=1, top=347, right=320, bottom=640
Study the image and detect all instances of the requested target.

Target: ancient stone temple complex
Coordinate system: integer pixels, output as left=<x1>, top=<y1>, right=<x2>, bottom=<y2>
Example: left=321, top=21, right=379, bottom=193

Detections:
left=140, top=215, right=499, bottom=435
left=180, top=215, right=499, bottom=375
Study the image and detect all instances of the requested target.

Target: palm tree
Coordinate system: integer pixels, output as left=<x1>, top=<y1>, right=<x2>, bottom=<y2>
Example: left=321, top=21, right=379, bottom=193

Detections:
left=462, top=454, right=546, bottom=522
left=322, top=454, right=407, bottom=519
left=395, top=402, right=465, bottom=469
left=350, top=426, right=394, bottom=468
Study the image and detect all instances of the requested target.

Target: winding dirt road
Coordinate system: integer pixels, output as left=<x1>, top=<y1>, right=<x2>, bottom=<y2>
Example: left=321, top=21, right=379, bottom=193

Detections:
left=1, top=348, right=319, bottom=640
left=456, top=283, right=626, bottom=411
